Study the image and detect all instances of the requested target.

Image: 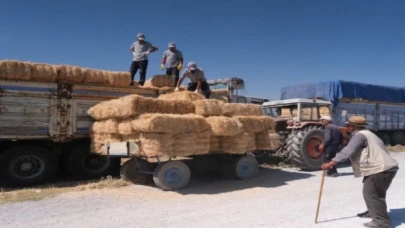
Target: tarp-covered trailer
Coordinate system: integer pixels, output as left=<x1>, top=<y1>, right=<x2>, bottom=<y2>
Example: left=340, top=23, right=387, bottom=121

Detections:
left=280, top=80, right=405, bottom=145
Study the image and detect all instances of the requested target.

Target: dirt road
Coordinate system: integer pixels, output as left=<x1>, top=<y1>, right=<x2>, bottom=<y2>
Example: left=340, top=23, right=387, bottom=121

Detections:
left=1, top=153, right=404, bottom=228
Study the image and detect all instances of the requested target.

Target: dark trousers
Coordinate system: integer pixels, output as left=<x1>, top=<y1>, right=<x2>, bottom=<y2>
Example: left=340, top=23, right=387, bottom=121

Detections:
left=363, top=170, right=397, bottom=227
left=129, top=60, right=148, bottom=86
left=324, top=145, right=339, bottom=175
left=187, top=81, right=211, bottom=99
left=166, top=67, right=180, bottom=87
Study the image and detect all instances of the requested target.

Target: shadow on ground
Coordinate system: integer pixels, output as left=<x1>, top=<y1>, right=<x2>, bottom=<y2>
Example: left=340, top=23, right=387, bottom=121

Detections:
left=389, top=208, right=405, bottom=228
left=177, top=167, right=313, bottom=195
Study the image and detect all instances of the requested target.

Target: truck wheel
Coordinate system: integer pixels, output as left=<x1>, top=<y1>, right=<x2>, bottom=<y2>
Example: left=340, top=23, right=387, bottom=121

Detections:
left=233, top=155, right=259, bottom=180
left=153, top=161, right=191, bottom=191
left=120, top=158, right=153, bottom=184
left=0, top=146, right=57, bottom=187
left=391, top=131, right=405, bottom=145
left=377, top=132, right=392, bottom=146
left=65, top=144, right=120, bottom=180
left=286, top=126, right=324, bottom=171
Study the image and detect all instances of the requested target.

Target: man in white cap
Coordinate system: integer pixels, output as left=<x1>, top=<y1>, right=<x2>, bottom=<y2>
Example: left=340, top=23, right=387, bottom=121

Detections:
left=129, top=33, right=158, bottom=86
left=175, top=62, right=211, bottom=98
left=161, top=42, right=183, bottom=87
left=322, top=116, right=398, bottom=228
left=319, top=115, right=341, bottom=177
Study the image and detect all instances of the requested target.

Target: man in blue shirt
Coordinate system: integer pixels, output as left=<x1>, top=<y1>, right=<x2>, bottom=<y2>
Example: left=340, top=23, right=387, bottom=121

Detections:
left=319, top=116, right=341, bottom=177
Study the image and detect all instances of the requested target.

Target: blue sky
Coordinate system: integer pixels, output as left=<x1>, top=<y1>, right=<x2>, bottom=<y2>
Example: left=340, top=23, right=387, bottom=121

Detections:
left=1, top=0, right=404, bottom=99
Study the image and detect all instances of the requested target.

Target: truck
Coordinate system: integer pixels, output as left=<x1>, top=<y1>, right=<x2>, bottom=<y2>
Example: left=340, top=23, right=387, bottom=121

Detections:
left=0, top=75, right=267, bottom=187
left=260, top=80, right=405, bottom=171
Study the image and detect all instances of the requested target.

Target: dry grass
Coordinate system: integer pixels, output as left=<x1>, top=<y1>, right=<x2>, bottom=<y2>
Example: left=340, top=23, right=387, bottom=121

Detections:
left=221, top=133, right=249, bottom=154
left=205, top=116, right=243, bottom=136
left=132, top=113, right=210, bottom=133
left=387, top=145, right=405, bottom=152
left=0, top=176, right=129, bottom=204
left=144, top=74, right=175, bottom=88
left=256, top=131, right=280, bottom=150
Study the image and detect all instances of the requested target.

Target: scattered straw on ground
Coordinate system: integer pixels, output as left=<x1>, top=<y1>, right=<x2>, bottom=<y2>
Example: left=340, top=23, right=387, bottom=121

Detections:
left=0, top=176, right=129, bottom=204
left=387, top=145, right=405, bottom=152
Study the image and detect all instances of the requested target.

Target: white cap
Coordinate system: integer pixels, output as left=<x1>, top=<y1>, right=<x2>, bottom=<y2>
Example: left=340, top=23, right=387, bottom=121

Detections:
left=137, top=33, right=145, bottom=40
left=187, top=62, right=197, bottom=70
left=168, top=42, right=176, bottom=47
left=320, top=116, right=332, bottom=121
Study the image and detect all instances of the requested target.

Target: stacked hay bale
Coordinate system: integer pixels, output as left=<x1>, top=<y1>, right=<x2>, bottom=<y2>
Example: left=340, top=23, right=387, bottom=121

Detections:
left=88, top=92, right=276, bottom=158
left=0, top=60, right=132, bottom=87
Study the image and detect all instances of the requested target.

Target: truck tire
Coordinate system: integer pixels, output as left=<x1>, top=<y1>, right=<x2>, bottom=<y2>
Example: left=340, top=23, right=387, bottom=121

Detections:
left=377, top=132, right=392, bottom=146
left=0, top=146, right=58, bottom=187
left=391, top=131, right=405, bottom=145
left=286, top=126, right=324, bottom=171
left=153, top=161, right=191, bottom=191
left=120, top=158, right=153, bottom=184
left=65, top=144, right=120, bottom=180
left=233, top=155, right=259, bottom=180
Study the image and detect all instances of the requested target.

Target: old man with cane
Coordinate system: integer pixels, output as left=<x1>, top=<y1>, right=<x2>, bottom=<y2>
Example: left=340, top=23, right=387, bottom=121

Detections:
left=321, top=116, right=399, bottom=228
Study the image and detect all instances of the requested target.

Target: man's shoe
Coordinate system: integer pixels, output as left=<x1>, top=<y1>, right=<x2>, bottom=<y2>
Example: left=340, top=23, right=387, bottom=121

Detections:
left=363, top=221, right=378, bottom=228
left=357, top=211, right=371, bottom=218
left=327, top=173, right=339, bottom=177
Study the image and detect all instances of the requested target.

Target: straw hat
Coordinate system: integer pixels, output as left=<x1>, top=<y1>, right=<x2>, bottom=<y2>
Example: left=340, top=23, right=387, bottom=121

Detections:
left=345, top=116, right=367, bottom=126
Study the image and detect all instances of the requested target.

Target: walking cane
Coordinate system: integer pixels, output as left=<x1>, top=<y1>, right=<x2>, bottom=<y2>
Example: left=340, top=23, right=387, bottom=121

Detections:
left=315, top=170, right=326, bottom=224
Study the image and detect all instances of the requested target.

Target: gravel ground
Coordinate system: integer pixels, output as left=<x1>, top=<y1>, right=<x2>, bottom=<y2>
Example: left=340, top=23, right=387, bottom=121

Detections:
left=1, top=153, right=404, bottom=228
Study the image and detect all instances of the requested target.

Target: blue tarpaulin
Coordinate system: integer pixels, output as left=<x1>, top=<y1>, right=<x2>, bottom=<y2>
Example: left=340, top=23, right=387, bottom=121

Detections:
left=280, top=80, right=405, bottom=106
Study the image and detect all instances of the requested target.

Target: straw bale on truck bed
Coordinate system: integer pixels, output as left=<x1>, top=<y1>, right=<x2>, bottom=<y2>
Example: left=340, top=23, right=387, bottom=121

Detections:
left=87, top=95, right=195, bottom=120
left=143, top=74, right=175, bottom=88
left=132, top=114, right=210, bottom=133
left=139, top=131, right=210, bottom=157
left=193, top=99, right=224, bottom=116
left=232, top=116, right=275, bottom=133
left=220, top=133, right=251, bottom=154
left=0, top=60, right=31, bottom=81
left=205, top=116, right=243, bottom=136
left=31, top=63, right=59, bottom=82
left=158, top=91, right=205, bottom=101
left=223, top=103, right=263, bottom=117
left=255, top=131, right=280, bottom=150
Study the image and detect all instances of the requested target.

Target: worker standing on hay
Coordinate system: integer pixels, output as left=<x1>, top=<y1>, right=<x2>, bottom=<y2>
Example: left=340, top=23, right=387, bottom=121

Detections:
left=129, top=33, right=158, bottom=86
left=161, top=42, right=183, bottom=87
left=321, top=116, right=399, bottom=228
left=319, top=115, right=341, bottom=177
left=175, top=62, right=211, bottom=99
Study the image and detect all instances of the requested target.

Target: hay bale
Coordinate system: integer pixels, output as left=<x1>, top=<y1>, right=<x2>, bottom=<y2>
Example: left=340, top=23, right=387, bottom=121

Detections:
left=122, top=133, right=141, bottom=142
left=57, top=65, right=84, bottom=83
left=232, top=116, right=275, bottom=133
left=173, top=131, right=211, bottom=156
left=205, top=116, right=243, bottom=136
left=132, top=114, right=209, bottom=133
left=83, top=69, right=108, bottom=85
left=193, top=99, right=224, bottom=116
left=246, top=133, right=256, bottom=151
left=223, top=103, right=263, bottom=117
left=158, top=91, right=204, bottom=101
left=255, top=131, right=280, bottom=150
left=31, top=63, right=58, bottom=82
left=0, top=61, right=7, bottom=79
left=118, top=120, right=139, bottom=135
left=107, top=72, right=131, bottom=87
left=91, top=120, right=118, bottom=134
left=209, top=136, right=221, bottom=152
left=1, top=60, right=31, bottom=81
left=147, top=74, right=176, bottom=88
left=220, top=133, right=249, bottom=154
left=139, top=132, right=174, bottom=157
left=87, top=95, right=195, bottom=120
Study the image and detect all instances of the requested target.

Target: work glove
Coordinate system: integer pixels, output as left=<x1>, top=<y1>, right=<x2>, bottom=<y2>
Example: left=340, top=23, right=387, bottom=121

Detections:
left=177, top=63, right=183, bottom=70
left=174, top=87, right=179, bottom=92
left=145, top=51, right=150, bottom=56
left=160, top=64, right=165, bottom=70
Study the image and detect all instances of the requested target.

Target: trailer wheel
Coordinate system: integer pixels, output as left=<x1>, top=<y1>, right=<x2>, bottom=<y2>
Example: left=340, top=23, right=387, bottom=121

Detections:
left=66, top=144, right=120, bottom=180
left=233, top=155, right=259, bottom=180
left=153, top=161, right=191, bottom=191
left=377, top=132, right=392, bottom=146
left=0, top=146, right=57, bottom=187
left=120, top=158, right=153, bottom=184
left=286, top=126, right=324, bottom=171
left=391, top=131, right=405, bottom=145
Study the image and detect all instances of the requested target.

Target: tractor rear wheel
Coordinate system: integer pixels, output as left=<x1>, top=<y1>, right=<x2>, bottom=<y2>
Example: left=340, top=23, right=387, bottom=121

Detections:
left=286, top=126, right=324, bottom=171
